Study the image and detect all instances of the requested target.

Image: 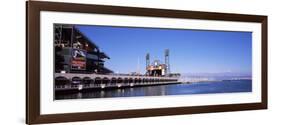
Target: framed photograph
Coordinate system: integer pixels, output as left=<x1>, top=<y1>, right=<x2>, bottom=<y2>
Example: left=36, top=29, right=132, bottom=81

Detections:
left=26, top=1, right=267, bottom=124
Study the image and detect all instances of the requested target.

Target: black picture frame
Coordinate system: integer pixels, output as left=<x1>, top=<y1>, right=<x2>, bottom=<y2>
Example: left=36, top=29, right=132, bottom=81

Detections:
left=26, top=1, right=267, bottom=124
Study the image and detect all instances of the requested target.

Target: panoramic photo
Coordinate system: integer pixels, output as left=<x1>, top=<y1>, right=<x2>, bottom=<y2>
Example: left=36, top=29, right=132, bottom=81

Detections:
left=54, top=24, right=252, bottom=100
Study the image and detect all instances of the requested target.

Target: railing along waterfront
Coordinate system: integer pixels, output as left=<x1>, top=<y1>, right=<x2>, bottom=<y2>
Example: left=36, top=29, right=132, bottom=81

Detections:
left=55, top=73, right=180, bottom=91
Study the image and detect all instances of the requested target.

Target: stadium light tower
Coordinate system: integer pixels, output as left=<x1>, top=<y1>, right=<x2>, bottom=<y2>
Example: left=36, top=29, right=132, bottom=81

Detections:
left=165, top=49, right=170, bottom=76
left=146, top=53, right=150, bottom=68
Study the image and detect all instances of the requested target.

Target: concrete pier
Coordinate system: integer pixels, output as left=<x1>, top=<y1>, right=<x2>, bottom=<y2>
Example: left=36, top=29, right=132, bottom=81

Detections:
left=55, top=73, right=180, bottom=92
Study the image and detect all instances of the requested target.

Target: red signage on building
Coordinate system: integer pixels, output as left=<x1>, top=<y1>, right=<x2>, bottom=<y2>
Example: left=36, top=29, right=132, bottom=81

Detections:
left=71, top=49, right=87, bottom=70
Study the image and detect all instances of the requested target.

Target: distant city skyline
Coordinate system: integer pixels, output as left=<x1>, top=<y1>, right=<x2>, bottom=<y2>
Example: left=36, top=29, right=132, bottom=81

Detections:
left=76, top=25, right=252, bottom=75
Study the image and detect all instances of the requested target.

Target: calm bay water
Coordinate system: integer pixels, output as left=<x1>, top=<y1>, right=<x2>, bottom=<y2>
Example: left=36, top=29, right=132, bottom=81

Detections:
left=55, top=80, right=252, bottom=100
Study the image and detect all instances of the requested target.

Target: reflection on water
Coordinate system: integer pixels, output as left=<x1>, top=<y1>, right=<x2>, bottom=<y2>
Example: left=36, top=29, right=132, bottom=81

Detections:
left=55, top=80, right=252, bottom=100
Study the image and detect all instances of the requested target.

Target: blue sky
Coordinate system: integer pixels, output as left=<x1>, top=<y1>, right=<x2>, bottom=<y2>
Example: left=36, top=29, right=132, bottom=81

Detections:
left=76, top=25, right=252, bottom=75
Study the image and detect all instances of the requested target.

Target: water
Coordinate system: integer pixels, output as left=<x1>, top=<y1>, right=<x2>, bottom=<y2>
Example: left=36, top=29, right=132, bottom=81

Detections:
left=55, top=80, right=252, bottom=100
